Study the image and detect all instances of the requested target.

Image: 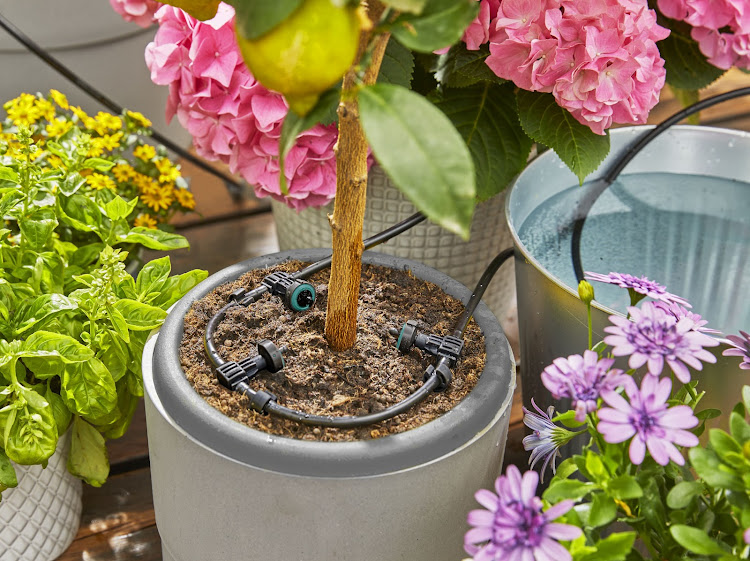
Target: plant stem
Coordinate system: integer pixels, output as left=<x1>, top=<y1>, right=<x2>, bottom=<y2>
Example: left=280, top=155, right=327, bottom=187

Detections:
left=324, top=1, right=390, bottom=351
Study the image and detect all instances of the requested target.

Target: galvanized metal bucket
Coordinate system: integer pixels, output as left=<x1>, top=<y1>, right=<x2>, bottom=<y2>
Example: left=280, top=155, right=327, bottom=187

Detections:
left=506, top=125, right=750, bottom=427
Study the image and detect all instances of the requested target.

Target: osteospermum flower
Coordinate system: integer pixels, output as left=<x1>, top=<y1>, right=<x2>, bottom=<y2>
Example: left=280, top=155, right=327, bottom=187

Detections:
left=522, top=399, right=578, bottom=481
left=465, top=465, right=582, bottom=561
left=542, top=350, right=628, bottom=422
left=604, top=301, right=719, bottom=382
left=724, top=331, right=750, bottom=370
left=585, top=272, right=691, bottom=308
left=598, top=375, right=699, bottom=465
left=654, top=301, right=721, bottom=334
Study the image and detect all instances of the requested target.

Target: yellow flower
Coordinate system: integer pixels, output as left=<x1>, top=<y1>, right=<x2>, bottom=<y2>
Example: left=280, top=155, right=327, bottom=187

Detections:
left=45, top=118, right=73, bottom=138
left=50, top=89, right=69, bottom=110
left=112, top=163, right=135, bottom=182
left=99, top=132, right=124, bottom=152
left=140, top=189, right=174, bottom=211
left=34, top=98, right=55, bottom=121
left=5, top=93, right=42, bottom=126
left=86, top=173, right=116, bottom=191
left=70, top=106, right=90, bottom=123
left=46, top=155, right=63, bottom=169
left=133, top=172, right=157, bottom=193
left=134, top=213, right=158, bottom=229
left=126, top=111, right=152, bottom=128
left=87, top=140, right=105, bottom=158
left=95, top=112, right=122, bottom=132
left=174, top=188, right=196, bottom=210
left=133, top=144, right=157, bottom=161
left=155, top=158, right=181, bottom=184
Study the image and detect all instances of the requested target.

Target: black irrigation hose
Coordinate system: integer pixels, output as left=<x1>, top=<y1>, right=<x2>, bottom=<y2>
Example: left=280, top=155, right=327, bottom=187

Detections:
left=0, top=11, right=247, bottom=195
left=571, top=86, right=750, bottom=282
left=203, top=211, right=514, bottom=428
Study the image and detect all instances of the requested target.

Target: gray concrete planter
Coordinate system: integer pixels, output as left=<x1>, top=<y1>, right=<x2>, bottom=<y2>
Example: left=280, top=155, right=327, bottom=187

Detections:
left=144, top=250, right=515, bottom=561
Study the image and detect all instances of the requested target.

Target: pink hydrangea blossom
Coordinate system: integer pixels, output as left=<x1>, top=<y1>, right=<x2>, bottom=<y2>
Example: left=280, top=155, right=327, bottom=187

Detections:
left=145, top=4, right=351, bottom=210
left=109, top=0, right=160, bottom=28
left=657, top=0, right=750, bottom=70
left=485, top=0, right=670, bottom=135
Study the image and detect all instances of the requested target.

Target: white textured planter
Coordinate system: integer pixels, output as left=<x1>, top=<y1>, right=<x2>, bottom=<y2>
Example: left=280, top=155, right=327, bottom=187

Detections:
left=271, top=166, right=517, bottom=325
left=144, top=250, right=516, bottom=561
left=0, top=429, right=82, bottom=561
left=0, top=0, right=190, bottom=147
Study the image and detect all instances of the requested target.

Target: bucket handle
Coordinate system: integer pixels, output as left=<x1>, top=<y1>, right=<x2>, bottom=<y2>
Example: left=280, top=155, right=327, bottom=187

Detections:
left=571, top=86, right=750, bottom=282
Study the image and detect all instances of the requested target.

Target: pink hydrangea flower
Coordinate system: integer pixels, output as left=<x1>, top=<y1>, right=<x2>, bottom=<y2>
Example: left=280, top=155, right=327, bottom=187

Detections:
left=145, top=4, right=352, bottom=210
left=485, top=0, right=670, bottom=135
left=109, top=0, right=160, bottom=28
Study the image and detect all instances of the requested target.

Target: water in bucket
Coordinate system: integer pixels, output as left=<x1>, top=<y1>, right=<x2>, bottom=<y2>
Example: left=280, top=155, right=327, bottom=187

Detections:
left=518, top=171, right=750, bottom=334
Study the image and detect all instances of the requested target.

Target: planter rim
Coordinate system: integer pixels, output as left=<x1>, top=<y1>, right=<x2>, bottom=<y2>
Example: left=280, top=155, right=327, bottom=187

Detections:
left=505, top=124, right=750, bottom=325
left=150, top=249, right=515, bottom=478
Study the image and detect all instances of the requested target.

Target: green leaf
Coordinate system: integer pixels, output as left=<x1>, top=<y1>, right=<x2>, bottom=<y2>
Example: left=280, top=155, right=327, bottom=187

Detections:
left=98, top=330, right=129, bottom=382
left=606, top=475, right=643, bottom=501
left=19, top=218, right=57, bottom=251
left=435, top=44, right=504, bottom=88
left=0, top=166, right=19, bottom=184
left=82, top=158, right=115, bottom=172
left=229, top=0, right=302, bottom=40
left=135, top=256, right=172, bottom=298
left=659, top=25, right=725, bottom=90
left=517, top=90, right=610, bottom=184
left=0, top=190, right=24, bottom=218
left=150, top=269, right=208, bottom=309
left=588, top=493, right=617, bottom=528
left=121, top=228, right=190, bottom=251
left=543, top=479, right=595, bottom=503
left=359, top=83, right=475, bottom=238
left=666, top=481, right=703, bottom=509
left=58, top=194, right=103, bottom=235
left=391, top=0, right=479, bottom=53
left=555, top=458, right=579, bottom=480
left=689, top=447, right=744, bottom=492
left=104, top=196, right=137, bottom=222
left=22, top=331, right=94, bottom=379
left=4, top=388, right=58, bottom=465
left=580, top=532, right=636, bottom=561
left=106, top=305, right=130, bottom=344
left=743, top=386, right=750, bottom=415
left=67, top=416, right=109, bottom=487
left=100, top=380, right=138, bottom=440
left=731, top=411, right=750, bottom=444
left=278, top=87, right=341, bottom=195
left=45, top=385, right=72, bottom=435
left=434, top=83, right=532, bottom=201
left=0, top=448, right=17, bottom=489
left=584, top=450, right=608, bottom=484
left=70, top=243, right=105, bottom=269
left=378, top=39, right=415, bottom=89
left=710, top=428, right=742, bottom=462
left=14, top=294, right=78, bottom=336
left=670, top=525, right=727, bottom=556
left=381, top=0, right=427, bottom=13
left=60, top=358, right=118, bottom=421
left=113, top=300, right=167, bottom=331
left=550, top=409, right=586, bottom=428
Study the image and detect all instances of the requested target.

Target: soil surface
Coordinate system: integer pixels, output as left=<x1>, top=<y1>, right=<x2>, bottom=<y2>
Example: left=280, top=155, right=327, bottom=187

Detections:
left=180, top=261, right=485, bottom=441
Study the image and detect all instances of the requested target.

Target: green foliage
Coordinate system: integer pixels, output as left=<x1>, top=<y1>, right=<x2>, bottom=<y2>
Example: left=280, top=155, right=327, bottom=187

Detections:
left=389, top=0, right=479, bottom=53
left=0, top=123, right=208, bottom=494
left=658, top=21, right=726, bottom=90
left=227, top=0, right=303, bottom=40
left=358, top=83, right=475, bottom=238
left=434, top=44, right=505, bottom=89
left=517, top=90, right=611, bottom=184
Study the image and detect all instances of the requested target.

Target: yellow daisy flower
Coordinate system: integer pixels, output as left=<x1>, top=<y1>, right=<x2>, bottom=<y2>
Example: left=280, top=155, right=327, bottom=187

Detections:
left=70, top=106, right=90, bottom=123
left=112, top=163, right=135, bottom=182
left=49, top=89, right=69, bottom=110
left=133, top=144, right=157, bottom=161
left=45, top=118, right=73, bottom=138
left=5, top=94, right=41, bottom=126
left=140, top=189, right=174, bottom=211
left=34, top=98, right=55, bottom=121
left=87, top=140, right=105, bottom=158
left=95, top=112, right=122, bottom=132
left=99, top=132, right=124, bottom=152
left=155, top=158, right=181, bottom=184
left=174, top=188, right=196, bottom=210
left=46, top=155, right=63, bottom=169
left=126, top=111, right=152, bottom=128
left=134, top=213, right=159, bottom=229
left=133, top=172, right=157, bottom=193
left=86, top=173, right=116, bottom=191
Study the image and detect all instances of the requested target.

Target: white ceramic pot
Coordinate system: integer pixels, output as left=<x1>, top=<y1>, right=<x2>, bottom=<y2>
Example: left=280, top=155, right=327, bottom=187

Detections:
left=271, top=166, right=518, bottom=329
left=0, top=429, right=82, bottom=561
left=0, top=0, right=191, bottom=147
left=144, top=250, right=516, bottom=561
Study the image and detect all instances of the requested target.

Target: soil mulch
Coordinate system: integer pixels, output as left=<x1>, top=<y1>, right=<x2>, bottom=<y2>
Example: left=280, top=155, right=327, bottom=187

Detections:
left=179, top=260, right=485, bottom=442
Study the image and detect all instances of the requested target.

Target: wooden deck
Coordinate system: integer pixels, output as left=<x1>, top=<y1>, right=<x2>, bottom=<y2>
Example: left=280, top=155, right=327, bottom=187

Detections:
left=57, top=70, right=750, bottom=560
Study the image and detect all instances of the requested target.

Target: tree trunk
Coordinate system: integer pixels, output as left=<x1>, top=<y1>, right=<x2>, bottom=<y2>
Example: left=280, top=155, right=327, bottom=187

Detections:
left=324, top=3, right=389, bottom=351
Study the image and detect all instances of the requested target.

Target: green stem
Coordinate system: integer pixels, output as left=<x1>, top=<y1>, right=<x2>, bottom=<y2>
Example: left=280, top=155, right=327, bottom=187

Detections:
left=587, top=302, right=592, bottom=350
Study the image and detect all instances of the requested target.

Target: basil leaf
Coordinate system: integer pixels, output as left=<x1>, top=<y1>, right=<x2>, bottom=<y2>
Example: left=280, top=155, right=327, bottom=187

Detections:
left=67, top=416, right=109, bottom=487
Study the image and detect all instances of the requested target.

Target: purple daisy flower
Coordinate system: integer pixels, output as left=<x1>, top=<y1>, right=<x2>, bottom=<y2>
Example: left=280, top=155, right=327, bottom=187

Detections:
left=654, top=301, right=722, bottom=335
left=604, top=301, right=719, bottom=383
left=597, top=375, right=699, bottom=466
left=522, top=399, right=571, bottom=482
left=542, top=350, right=629, bottom=422
left=723, top=330, right=750, bottom=370
left=465, top=465, right=582, bottom=561
left=584, top=271, right=691, bottom=308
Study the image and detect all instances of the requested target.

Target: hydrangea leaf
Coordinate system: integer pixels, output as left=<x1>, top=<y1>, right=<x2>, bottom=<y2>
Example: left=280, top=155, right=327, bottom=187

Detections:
left=517, top=90, right=610, bottom=184
left=68, top=416, right=109, bottom=487
left=378, top=39, right=415, bottom=89
left=433, top=83, right=532, bottom=201
left=659, top=24, right=725, bottom=90
left=359, top=83, right=475, bottom=239
left=435, top=44, right=505, bottom=89
left=229, top=0, right=303, bottom=40
left=390, top=0, right=479, bottom=53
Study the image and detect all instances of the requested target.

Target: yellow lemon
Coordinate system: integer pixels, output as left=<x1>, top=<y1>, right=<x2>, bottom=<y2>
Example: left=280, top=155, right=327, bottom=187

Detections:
left=160, top=0, right=220, bottom=20
left=235, top=0, right=361, bottom=115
